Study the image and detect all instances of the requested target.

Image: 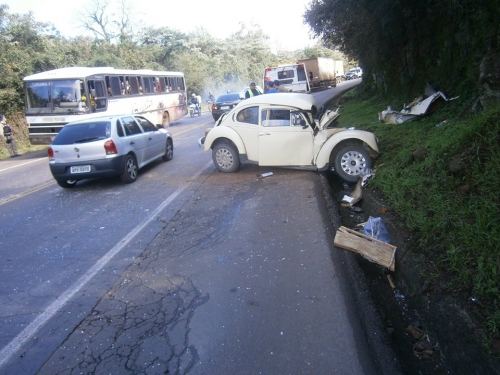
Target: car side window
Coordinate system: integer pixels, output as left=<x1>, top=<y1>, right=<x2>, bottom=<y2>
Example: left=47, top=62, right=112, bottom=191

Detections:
left=116, top=122, right=125, bottom=137
left=236, top=107, right=259, bottom=125
left=120, top=116, right=142, bottom=136
left=135, top=116, right=157, bottom=132
left=261, top=109, right=291, bottom=127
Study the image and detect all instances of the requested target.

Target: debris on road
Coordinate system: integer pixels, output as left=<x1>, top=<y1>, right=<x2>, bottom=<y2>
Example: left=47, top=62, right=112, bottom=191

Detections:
left=261, top=172, right=273, bottom=178
left=334, top=226, right=396, bottom=271
left=341, top=177, right=363, bottom=207
left=378, top=91, right=458, bottom=124
left=387, top=274, right=396, bottom=289
left=407, top=323, right=438, bottom=359
left=363, top=216, right=391, bottom=243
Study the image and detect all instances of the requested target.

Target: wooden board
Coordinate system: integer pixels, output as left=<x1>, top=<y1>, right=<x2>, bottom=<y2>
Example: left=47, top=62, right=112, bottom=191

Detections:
left=334, top=226, right=396, bottom=271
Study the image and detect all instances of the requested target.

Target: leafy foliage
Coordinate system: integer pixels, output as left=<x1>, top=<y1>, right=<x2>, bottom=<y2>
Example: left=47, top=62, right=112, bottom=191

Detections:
left=304, top=0, right=500, bottom=97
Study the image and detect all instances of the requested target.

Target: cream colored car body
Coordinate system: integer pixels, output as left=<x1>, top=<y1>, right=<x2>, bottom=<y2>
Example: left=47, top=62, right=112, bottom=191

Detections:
left=202, top=93, right=379, bottom=178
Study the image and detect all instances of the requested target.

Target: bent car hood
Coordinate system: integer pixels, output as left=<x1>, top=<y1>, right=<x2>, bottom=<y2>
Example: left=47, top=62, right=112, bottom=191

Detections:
left=318, top=108, right=340, bottom=130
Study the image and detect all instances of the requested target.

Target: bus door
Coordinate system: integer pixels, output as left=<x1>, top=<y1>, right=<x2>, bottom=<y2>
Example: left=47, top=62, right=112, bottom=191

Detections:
left=86, top=79, right=108, bottom=112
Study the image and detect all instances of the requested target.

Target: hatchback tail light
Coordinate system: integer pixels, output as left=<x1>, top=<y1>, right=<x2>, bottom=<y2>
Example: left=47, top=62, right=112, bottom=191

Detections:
left=104, top=139, right=118, bottom=155
left=47, top=147, right=54, bottom=161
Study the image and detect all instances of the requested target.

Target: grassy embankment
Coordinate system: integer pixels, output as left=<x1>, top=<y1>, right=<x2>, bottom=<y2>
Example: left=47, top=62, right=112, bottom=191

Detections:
left=333, top=88, right=500, bottom=349
left=0, top=113, right=47, bottom=159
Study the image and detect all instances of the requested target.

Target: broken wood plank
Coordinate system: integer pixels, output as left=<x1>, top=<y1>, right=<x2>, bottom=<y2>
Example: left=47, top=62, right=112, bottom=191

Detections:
left=334, top=226, right=396, bottom=271
left=387, top=275, right=396, bottom=289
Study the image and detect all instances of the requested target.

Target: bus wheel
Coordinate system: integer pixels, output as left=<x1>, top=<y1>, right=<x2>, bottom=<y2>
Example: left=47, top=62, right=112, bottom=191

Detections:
left=162, top=112, right=170, bottom=128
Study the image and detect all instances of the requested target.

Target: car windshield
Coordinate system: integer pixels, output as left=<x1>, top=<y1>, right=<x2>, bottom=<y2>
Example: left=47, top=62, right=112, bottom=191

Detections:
left=52, top=121, right=111, bottom=145
left=217, top=93, right=240, bottom=102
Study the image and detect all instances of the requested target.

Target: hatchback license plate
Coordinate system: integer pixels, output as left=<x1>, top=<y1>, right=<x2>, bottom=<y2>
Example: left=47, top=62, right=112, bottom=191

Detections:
left=70, top=165, right=91, bottom=174
left=221, top=106, right=229, bottom=110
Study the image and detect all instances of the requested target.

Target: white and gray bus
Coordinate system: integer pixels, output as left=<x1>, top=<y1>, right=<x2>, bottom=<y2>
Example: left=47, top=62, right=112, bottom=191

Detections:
left=23, top=67, right=188, bottom=145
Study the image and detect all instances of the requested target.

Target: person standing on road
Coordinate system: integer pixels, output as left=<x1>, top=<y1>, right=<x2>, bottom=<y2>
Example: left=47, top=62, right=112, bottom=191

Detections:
left=265, top=81, right=277, bottom=93
left=245, top=81, right=262, bottom=99
left=273, top=80, right=289, bottom=93
left=1, top=114, right=19, bottom=157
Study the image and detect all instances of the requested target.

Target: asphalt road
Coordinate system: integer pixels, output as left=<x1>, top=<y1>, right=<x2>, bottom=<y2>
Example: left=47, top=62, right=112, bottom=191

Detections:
left=0, top=83, right=398, bottom=374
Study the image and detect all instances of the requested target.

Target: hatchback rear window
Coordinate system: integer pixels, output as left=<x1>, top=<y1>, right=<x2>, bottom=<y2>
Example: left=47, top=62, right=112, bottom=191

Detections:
left=52, top=121, right=111, bottom=145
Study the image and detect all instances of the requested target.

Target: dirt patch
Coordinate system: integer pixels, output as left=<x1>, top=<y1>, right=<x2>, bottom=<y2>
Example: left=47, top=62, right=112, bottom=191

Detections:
left=325, top=172, right=500, bottom=375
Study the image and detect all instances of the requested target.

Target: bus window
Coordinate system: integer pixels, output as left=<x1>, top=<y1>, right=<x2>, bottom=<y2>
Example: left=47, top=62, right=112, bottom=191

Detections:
left=159, top=78, right=167, bottom=92
left=142, top=76, right=153, bottom=94
left=154, top=77, right=161, bottom=93
left=128, top=76, right=139, bottom=95
left=108, top=76, right=122, bottom=96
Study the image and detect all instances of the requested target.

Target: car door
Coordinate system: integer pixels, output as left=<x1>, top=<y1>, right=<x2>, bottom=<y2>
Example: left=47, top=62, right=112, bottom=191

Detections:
left=135, top=116, right=164, bottom=162
left=230, top=106, right=260, bottom=161
left=258, top=108, right=314, bottom=166
left=120, top=116, right=149, bottom=167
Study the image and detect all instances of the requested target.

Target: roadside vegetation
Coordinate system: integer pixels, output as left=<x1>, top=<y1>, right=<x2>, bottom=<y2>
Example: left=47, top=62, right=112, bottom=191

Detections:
left=334, top=87, right=500, bottom=350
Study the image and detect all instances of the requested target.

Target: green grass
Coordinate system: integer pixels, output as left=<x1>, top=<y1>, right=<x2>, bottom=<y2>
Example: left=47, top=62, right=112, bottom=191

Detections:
left=333, top=89, right=500, bottom=345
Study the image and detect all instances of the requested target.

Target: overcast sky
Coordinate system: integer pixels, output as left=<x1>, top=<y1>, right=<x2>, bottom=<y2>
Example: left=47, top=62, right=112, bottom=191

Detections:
left=2, top=0, right=317, bottom=51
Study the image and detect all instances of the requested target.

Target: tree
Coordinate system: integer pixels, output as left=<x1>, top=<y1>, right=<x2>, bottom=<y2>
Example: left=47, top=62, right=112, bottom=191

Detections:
left=304, top=0, right=500, bottom=97
left=77, top=0, right=136, bottom=43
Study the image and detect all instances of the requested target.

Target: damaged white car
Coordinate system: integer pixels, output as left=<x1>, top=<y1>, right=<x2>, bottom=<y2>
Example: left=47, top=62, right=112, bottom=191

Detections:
left=198, top=93, right=379, bottom=182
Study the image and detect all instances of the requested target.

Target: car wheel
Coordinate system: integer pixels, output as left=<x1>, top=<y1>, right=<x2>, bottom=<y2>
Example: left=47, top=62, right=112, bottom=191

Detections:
left=120, top=154, right=138, bottom=183
left=333, top=145, right=371, bottom=182
left=162, top=138, right=173, bottom=161
left=56, top=179, right=77, bottom=188
left=212, top=142, right=240, bottom=173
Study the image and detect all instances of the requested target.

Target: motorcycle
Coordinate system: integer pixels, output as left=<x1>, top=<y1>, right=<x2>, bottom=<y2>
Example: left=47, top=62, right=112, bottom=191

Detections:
left=189, top=103, right=201, bottom=117
left=206, top=99, right=214, bottom=113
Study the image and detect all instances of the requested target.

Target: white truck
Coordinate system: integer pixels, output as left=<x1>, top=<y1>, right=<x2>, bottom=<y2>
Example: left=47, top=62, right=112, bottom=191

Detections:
left=298, top=57, right=344, bottom=90
left=263, top=63, right=310, bottom=93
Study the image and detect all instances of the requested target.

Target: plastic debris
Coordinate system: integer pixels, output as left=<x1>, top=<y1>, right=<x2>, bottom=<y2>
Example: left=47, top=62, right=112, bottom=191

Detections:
left=261, top=172, right=273, bottom=177
left=363, top=216, right=391, bottom=243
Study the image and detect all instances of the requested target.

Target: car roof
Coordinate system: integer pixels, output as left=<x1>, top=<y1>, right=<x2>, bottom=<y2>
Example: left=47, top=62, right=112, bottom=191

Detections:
left=241, top=93, right=317, bottom=111
left=64, top=114, right=135, bottom=126
left=217, top=93, right=240, bottom=101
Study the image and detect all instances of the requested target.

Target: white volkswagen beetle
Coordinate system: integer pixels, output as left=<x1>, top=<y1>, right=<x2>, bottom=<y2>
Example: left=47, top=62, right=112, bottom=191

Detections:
left=199, top=93, right=379, bottom=182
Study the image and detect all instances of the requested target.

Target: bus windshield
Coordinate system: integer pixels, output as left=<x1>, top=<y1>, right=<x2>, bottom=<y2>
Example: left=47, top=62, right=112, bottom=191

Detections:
left=26, top=79, right=87, bottom=114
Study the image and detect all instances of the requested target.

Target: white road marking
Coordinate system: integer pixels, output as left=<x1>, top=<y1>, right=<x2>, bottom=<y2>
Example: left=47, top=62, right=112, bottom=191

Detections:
left=0, top=157, right=47, bottom=173
left=0, top=160, right=213, bottom=369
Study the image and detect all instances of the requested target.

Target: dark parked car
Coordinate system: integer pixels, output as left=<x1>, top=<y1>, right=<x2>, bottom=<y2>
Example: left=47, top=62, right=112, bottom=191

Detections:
left=211, top=93, right=242, bottom=121
left=48, top=114, right=173, bottom=188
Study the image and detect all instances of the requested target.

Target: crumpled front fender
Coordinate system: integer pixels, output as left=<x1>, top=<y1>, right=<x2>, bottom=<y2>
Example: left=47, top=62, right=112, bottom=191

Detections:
left=315, top=129, right=380, bottom=169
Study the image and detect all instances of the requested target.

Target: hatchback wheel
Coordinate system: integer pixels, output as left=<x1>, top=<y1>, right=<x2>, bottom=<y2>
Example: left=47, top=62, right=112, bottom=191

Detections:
left=121, top=155, right=138, bottom=183
left=333, top=145, right=371, bottom=182
left=212, top=142, right=240, bottom=173
left=162, top=138, right=173, bottom=161
left=56, top=179, right=77, bottom=188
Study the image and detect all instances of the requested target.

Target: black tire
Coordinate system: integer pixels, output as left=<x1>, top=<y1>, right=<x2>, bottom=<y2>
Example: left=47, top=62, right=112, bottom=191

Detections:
left=56, top=179, right=77, bottom=188
left=212, top=142, right=240, bottom=173
left=190, top=110, right=194, bottom=118
left=162, top=138, right=173, bottom=161
left=120, top=154, right=138, bottom=183
left=333, top=145, right=371, bottom=182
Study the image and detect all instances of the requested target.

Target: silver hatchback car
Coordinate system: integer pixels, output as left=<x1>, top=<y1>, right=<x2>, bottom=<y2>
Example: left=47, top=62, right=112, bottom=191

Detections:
left=48, top=114, right=173, bottom=188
